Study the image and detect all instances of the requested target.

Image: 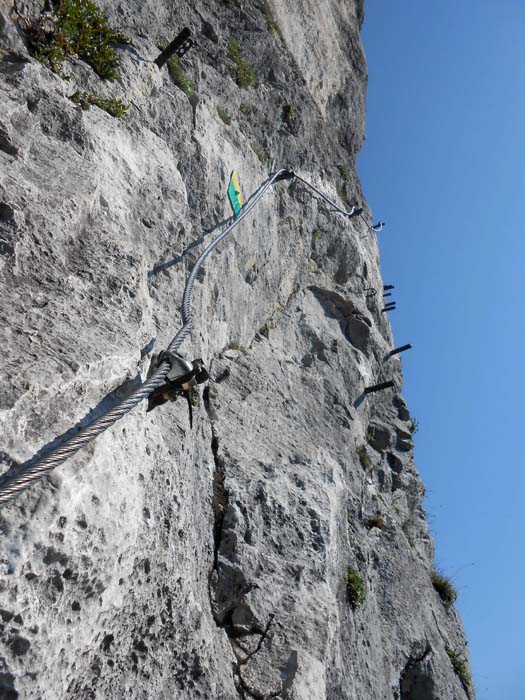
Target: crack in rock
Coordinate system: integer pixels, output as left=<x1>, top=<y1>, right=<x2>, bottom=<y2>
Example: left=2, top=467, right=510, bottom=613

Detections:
left=203, top=387, right=286, bottom=699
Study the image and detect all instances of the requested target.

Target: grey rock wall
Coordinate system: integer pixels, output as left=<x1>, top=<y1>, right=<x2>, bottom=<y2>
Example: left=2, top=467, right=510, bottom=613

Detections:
left=0, top=0, right=472, bottom=698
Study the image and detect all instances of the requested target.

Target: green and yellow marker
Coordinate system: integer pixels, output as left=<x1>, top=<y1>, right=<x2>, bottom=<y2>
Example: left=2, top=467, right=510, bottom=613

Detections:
left=227, top=170, right=244, bottom=219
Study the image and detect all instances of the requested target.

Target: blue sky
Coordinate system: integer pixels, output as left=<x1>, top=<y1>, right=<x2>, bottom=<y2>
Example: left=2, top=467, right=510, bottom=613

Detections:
left=358, top=2, right=525, bottom=698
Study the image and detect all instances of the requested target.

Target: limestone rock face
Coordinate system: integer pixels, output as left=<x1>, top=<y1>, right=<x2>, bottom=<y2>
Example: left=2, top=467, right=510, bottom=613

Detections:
left=0, top=1, right=471, bottom=698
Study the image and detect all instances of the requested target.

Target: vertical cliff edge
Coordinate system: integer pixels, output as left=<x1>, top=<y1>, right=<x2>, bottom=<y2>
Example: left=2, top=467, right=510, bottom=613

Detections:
left=0, top=0, right=472, bottom=698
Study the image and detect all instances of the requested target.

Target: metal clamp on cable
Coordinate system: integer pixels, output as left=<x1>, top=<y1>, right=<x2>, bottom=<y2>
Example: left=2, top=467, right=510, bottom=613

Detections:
left=272, top=169, right=295, bottom=182
left=147, top=352, right=209, bottom=427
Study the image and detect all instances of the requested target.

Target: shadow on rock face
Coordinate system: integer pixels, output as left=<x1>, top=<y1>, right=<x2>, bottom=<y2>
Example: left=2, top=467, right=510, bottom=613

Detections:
left=399, top=644, right=439, bottom=700
left=0, top=374, right=142, bottom=486
left=367, top=424, right=391, bottom=453
left=310, top=286, right=372, bottom=353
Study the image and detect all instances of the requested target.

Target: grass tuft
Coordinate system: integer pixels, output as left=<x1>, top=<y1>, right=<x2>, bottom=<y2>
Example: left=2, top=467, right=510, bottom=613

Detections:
left=227, top=341, right=248, bottom=354
left=446, top=647, right=472, bottom=691
left=167, top=55, right=195, bottom=96
left=70, top=91, right=128, bottom=117
left=264, top=7, right=280, bottom=36
left=346, top=565, right=366, bottom=609
left=431, top=569, right=457, bottom=609
left=228, top=38, right=256, bottom=89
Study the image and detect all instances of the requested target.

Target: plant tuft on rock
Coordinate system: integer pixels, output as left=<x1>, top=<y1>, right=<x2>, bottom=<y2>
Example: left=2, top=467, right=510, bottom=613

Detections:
left=26, top=0, right=127, bottom=79
left=228, top=39, right=256, bottom=89
left=408, top=418, right=419, bottom=434
left=337, top=164, right=351, bottom=181
left=431, top=569, right=457, bottom=608
left=346, top=565, right=366, bottom=609
left=402, top=518, right=415, bottom=547
left=264, top=7, right=280, bottom=36
left=70, top=91, right=128, bottom=117
left=446, top=647, right=472, bottom=692
left=167, top=56, right=195, bottom=97
left=227, top=341, right=248, bottom=354
left=283, top=104, right=297, bottom=127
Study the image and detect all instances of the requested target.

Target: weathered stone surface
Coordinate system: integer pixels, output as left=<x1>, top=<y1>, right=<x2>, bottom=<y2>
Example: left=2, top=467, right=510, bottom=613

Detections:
left=387, top=451, right=404, bottom=475
left=395, top=427, right=413, bottom=452
left=0, top=1, right=472, bottom=698
left=393, top=395, right=411, bottom=422
left=311, top=287, right=372, bottom=354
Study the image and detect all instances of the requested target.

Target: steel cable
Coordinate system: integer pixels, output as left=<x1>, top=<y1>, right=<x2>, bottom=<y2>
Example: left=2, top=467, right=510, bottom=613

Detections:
left=0, top=168, right=367, bottom=504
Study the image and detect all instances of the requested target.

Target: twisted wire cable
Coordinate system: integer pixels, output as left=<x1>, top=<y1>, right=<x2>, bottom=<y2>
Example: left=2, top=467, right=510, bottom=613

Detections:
left=293, top=172, right=357, bottom=219
left=357, top=210, right=385, bottom=235
left=0, top=168, right=363, bottom=505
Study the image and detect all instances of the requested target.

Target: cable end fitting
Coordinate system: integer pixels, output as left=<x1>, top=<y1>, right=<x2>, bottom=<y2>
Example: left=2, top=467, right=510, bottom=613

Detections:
left=272, top=169, right=295, bottom=182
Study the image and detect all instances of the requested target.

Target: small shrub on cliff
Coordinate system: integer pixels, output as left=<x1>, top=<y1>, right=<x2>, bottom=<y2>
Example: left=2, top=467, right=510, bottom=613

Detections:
left=408, top=418, right=419, bottom=434
left=26, top=0, right=127, bottom=79
left=446, top=647, right=472, bottom=692
left=228, top=39, right=256, bottom=89
left=346, top=565, right=366, bottom=609
left=431, top=569, right=457, bottom=609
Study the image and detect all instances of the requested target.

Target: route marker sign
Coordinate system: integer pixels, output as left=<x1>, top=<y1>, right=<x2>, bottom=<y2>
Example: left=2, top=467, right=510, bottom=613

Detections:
left=228, top=170, right=244, bottom=219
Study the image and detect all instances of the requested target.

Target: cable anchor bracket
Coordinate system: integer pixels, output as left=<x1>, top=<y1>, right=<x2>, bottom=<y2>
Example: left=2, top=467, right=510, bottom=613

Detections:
left=147, top=352, right=209, bottom=428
